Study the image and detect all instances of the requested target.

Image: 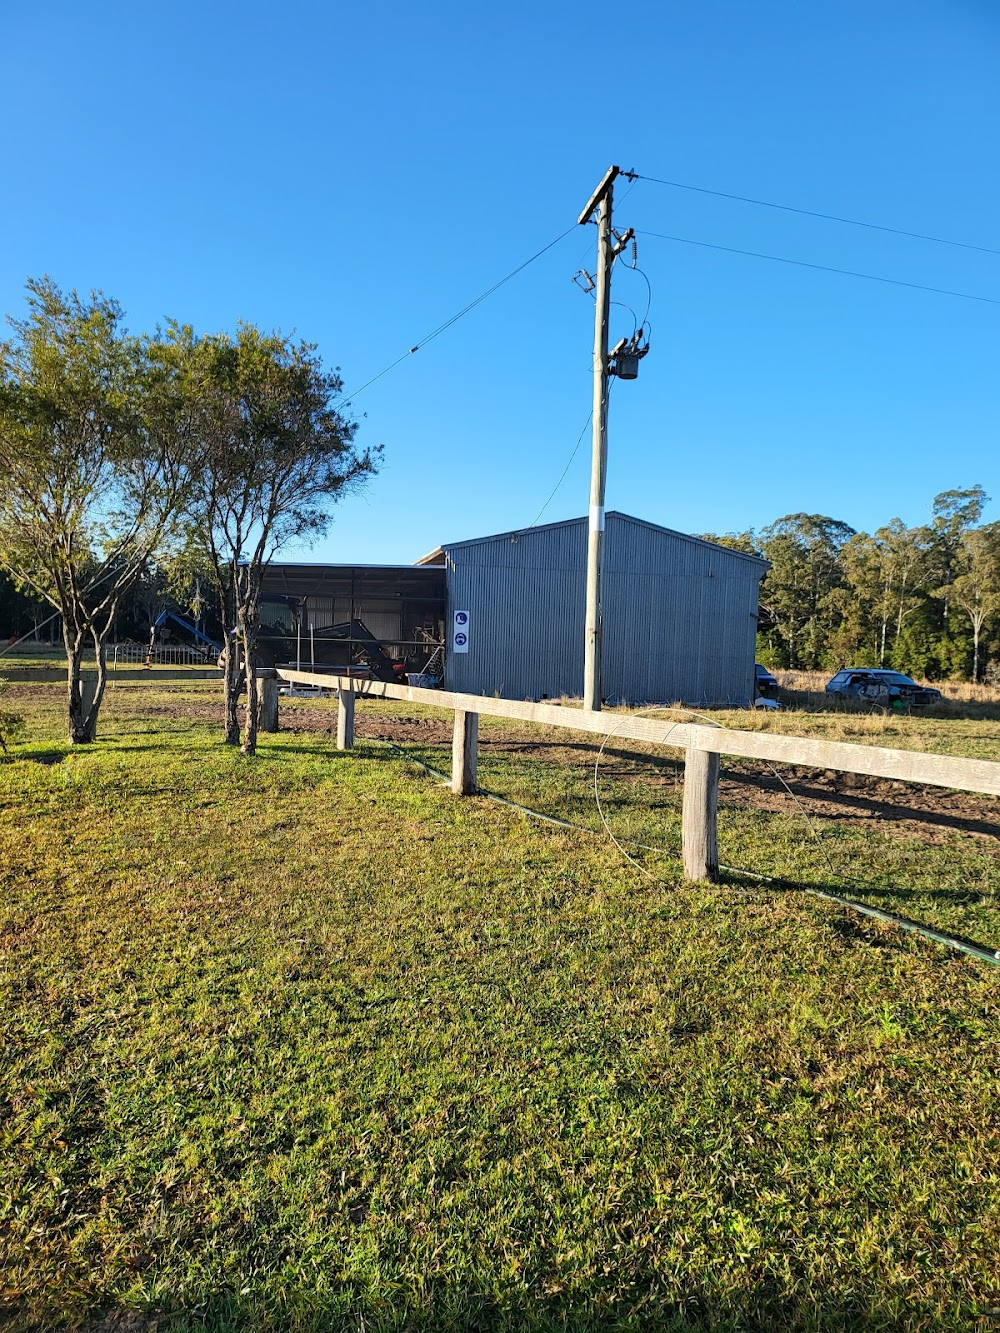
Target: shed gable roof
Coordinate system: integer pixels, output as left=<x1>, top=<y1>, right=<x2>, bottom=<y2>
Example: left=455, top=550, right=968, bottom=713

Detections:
left=434, top=511, right=766, bottom=569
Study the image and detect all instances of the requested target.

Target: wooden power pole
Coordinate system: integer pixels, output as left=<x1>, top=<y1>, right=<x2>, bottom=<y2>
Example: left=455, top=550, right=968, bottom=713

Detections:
left=579, top=165, right=619, bottom=712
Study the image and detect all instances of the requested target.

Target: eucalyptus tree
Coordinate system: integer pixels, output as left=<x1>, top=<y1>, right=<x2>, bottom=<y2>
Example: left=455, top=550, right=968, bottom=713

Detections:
left=936, top=522, right=1000, bottom=681
left=187, top=325, right=378, bottom=755
left=838, top=532, right=893, bottom=664
left=758, top=514, right=855, bottom=668
left=0, top=279, right=197, bottom=742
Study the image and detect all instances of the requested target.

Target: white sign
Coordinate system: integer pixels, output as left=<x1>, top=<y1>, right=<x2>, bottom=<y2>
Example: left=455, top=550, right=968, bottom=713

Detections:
left=453, top=609, right=470, bottom=654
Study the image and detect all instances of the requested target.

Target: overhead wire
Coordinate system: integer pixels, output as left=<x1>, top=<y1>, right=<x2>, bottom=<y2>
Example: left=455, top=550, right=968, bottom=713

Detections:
left=526, top=410, right=593, bottom=529
left=617, top=259, right=652, bottom=331
left=527, top=346, right=622, bottom=529
left=609, top=299, right=638, bottom=337
left=339, top=223, right=578, bottom=404
left=633, top=173, right=1000, bottom=258
left=637, top=229, right=1000, bottom=306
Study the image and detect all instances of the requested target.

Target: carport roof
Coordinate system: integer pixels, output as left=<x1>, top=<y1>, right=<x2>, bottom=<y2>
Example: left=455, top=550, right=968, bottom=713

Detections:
left=261, top=562, right=445, bottom=601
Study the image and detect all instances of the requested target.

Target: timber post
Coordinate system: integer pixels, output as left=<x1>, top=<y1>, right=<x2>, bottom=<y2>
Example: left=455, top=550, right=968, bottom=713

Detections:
left=337, top=684, right=355, bottom=750
left=452, top=710, right=479, bottom=795
left=682, top=747, right=719, bottom=882
left=259, top=673, right=279, bottom=733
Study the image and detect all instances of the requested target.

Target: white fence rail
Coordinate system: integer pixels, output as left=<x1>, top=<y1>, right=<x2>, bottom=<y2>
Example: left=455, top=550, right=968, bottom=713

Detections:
left=264, top=670, right=1000, bottom=884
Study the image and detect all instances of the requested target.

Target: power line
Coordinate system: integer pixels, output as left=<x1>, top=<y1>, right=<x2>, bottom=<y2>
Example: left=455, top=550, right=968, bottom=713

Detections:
left=634, top=173, right=1000, bottom=258
left=616, top=257, right=652, bottom=330
left=527, top=410, right=593, bottom=529
left=340, top=224, right=578, bottom=404
left=638, top=229, right=1000, bottom=306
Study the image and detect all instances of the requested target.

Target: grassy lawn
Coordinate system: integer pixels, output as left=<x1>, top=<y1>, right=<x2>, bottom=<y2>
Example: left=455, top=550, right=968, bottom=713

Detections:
left=1, top=684, right=999, bottom=1331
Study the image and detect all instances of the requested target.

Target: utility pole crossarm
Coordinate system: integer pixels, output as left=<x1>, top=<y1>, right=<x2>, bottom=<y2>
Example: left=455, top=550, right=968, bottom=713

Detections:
left=577, top=165, right=620, bottom=226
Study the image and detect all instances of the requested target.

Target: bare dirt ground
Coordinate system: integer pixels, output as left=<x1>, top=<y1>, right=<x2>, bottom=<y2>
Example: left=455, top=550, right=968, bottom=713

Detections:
left=13, top=685, right=1000, bottom=848
left=284, top=703, right=1000, bottom=847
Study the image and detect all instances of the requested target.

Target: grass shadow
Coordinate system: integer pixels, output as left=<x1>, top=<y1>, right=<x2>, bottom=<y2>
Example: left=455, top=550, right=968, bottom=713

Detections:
left=720, top=868, right=1000, bottom=962
left=70, top=1283, right=948, bottom=1333
left=9, top=749, right=67, bottom=766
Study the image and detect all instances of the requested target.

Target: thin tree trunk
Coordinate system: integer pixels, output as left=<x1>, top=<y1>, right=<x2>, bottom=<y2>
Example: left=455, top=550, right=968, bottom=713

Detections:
left=65, top=627, right=90, bottom=744
left=213, top=573, right=242, bottom=745
left=90, top=630, right=109, bottom=734
left=223, top=644, right=242, bottom=745
left=239, top=569, right=262, bottom=756
left=243, top=662, right=259, bottom=756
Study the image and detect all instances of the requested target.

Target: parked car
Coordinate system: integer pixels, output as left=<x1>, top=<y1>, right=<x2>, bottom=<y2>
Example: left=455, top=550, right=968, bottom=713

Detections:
left=825, top=668, right=942, bottom=708
left=754, top=663, right=779, bottom=699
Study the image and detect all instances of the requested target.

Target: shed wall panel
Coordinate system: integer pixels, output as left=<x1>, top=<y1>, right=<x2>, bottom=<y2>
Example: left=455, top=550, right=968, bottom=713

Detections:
left=444, top=524, right=585, bottom=699
left=443, top=514, right=764, bottom=705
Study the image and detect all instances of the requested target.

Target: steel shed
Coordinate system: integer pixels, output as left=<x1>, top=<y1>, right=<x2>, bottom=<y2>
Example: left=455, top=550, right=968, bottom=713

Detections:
left=436, top=512, right=766, bottom=705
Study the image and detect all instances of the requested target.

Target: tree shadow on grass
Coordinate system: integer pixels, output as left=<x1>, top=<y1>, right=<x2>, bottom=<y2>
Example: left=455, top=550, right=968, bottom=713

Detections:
left=258, top=740, right=416, bottom=764
left=8, top=749, right=66, bottom=765
left=722, top=767, right=1000, bottom=841
left=72, top=1283, right=958, bottom=1333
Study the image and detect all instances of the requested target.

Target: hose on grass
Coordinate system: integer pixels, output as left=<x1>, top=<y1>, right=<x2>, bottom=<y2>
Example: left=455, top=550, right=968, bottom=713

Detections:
left=366, top=734, right=1000, bottom=968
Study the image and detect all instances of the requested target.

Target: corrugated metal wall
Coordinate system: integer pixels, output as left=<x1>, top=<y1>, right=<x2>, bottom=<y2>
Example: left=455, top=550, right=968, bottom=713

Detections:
left=602, top=516, right=761, bottom=705
left=444, top=521, right=586, bottom=699
left=444, top=514, right=764, bottom=704
left=301, top=598, right=403, bottom=645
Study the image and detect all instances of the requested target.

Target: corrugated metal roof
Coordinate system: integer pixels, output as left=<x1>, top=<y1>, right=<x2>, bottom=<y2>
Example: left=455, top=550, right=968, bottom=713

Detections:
left=441, top=511, right=767, bottom=569
left=261, top=562, right=445, bottom=602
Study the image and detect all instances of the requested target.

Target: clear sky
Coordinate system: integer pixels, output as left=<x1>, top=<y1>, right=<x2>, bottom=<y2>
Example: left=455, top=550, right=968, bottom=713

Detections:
left=2, top=1, right=997, bottom=563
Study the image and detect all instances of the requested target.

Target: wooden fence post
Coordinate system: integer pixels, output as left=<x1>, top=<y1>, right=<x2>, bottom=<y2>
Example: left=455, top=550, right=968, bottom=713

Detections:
left=452, top=710, right=478, bottom=795
left=259, top=675, right=279, bottom=733
left=682, top=747, right=719, bottom=882
left=337, top=685, right=355, bottom=750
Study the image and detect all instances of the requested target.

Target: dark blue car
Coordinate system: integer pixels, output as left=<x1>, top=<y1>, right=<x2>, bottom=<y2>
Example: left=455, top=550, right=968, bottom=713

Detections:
left=825, top=668, right=942, bottom=708
left=754, top=664, right=779, bottom=699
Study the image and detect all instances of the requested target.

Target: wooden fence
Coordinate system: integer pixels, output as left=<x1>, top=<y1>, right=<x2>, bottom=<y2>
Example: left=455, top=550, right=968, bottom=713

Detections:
left=259, top=670, right=1000, bottom=884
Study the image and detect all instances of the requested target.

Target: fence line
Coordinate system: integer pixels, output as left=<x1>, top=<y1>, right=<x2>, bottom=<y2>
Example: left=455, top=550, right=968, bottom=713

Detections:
left=262, top=669, right=1000, bottom=883
left=113, top=642, right=210, bottom=667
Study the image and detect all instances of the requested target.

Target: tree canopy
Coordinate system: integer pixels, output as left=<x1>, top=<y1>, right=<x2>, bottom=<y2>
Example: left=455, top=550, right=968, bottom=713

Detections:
left=182, top=324, right=379, bottom=752
left=705, top=487, right=998, bottom=681
left=0, top=278, right=197, bottom=740
left=0, top=281, right=377, bottom=746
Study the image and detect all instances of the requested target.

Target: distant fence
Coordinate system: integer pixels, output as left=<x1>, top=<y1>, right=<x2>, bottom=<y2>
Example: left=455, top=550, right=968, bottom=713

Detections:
left=262, top=669, right=1000, bottom=885
left=113, top=642, right=212, bottom=667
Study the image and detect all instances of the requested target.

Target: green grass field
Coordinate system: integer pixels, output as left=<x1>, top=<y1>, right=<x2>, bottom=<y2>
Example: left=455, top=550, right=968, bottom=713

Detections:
left=2, top=682, right=999, bottom=1331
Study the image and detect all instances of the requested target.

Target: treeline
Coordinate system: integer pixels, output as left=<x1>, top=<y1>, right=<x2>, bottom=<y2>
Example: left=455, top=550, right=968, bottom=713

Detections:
left=706, top=486, right=1000, bottom=682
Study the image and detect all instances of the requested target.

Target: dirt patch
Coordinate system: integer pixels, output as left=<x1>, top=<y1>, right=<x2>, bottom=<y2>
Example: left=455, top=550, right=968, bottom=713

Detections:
left=13, top=685, right=1000, bottom=847
left=349, top=716, right=1000, bottom=847
left=355, top=721, right=1000, bottom=847
left=717, top=764, right=1000, bottom=845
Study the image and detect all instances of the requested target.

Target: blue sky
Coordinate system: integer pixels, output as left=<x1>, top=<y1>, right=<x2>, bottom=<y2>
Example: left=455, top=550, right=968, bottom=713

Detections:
left=2, top=1, right=997, bottom=563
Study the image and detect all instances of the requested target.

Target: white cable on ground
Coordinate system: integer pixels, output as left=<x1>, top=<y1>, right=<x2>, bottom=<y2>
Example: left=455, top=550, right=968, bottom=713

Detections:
left=363, top=726, right=1000, bottom=968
